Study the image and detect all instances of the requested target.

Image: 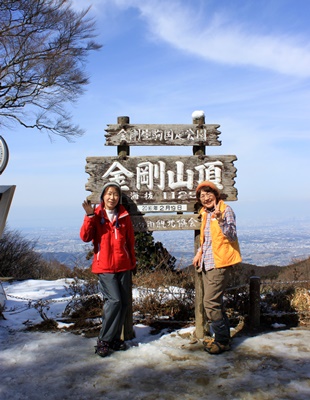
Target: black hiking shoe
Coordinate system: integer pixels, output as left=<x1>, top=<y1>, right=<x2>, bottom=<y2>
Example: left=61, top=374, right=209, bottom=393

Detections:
left=95, top=340, right=110, bottom=357
left=111, top=339, right=127, bottom=351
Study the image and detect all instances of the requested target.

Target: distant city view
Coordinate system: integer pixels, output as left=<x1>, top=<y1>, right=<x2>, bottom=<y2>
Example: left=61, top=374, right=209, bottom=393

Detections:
left=20, top=219, right=310, bottom=268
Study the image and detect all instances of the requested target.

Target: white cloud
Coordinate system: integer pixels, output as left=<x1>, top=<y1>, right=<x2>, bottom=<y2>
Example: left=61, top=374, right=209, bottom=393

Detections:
left=104, top=0, right=310, bottom=78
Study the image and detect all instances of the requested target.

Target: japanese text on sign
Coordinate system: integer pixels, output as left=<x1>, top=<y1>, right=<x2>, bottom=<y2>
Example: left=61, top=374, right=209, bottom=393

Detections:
left=137, top=204, right=187, bottom=212
left=102, top=160, right=223, bottom=193
left=113, top=127, right=211, bottom=143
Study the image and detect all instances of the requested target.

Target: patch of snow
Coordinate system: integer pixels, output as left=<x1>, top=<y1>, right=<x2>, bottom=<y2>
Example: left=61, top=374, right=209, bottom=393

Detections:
left=1, top=279, right=310, bottom=400
left=191, top=110, right=205, bottom=119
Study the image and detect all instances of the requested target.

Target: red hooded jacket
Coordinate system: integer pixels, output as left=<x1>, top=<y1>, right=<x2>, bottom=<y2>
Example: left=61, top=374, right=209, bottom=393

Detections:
left=80, top=204, right=136, bottom=274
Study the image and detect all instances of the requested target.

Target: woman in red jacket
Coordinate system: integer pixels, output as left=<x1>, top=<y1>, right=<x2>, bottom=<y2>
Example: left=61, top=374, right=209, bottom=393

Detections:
left=80, top=182, right=136, bottom=357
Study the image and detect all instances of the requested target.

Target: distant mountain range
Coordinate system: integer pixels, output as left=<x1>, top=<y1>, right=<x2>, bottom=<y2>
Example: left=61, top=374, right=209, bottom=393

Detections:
left=20, top=220, right=310, bottom=268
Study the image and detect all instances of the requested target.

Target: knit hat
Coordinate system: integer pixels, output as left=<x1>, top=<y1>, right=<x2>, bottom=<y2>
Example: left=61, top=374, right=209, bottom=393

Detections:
left=100, top=182, right=122, bottom=204
left=196, top=181, right=220, bottom=200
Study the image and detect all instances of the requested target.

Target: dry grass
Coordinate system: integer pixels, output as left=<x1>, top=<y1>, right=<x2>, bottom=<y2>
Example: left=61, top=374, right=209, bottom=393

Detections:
left=291, top=287, right=310, bottom=312
left=132, top=266, right=195, bottom=322
left=22, top=257, right=310, bottom=334
left=290, top=288, right=310, bottom=326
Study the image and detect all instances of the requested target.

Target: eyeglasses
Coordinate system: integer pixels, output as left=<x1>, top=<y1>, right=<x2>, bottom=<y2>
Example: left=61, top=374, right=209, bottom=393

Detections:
left=200, top=193, right=215, bottom=199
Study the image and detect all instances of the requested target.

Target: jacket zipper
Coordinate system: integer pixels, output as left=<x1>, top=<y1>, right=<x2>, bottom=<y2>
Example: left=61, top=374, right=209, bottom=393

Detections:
left=97, top=243, right=100, bottom=261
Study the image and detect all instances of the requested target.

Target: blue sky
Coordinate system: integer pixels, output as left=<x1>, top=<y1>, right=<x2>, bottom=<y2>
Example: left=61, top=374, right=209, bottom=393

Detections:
left=2, top=0, right=310, bottom=230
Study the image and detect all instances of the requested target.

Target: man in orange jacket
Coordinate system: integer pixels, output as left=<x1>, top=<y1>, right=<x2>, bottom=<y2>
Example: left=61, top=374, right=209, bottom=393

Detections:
left=193, top=181, right=242, bottom=354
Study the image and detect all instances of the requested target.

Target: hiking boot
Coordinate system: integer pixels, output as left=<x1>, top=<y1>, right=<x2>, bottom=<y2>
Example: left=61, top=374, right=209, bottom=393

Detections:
left=203, top=337, right=215, bottom=349
left=111, top=339, right=127, bottom=351
left=204, top=340, right=231, bottom=355
left=95, top=340, right=110, bottom=357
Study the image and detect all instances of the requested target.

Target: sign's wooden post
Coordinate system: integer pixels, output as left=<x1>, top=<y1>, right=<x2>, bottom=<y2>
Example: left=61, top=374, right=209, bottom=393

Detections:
left=192, top=114, right=206, bottom=339
left=117, top=116, right=130, bottom=158
left=116, top=116, right=134, bottom=341
left=249, top=276, right=261, bottom=328
left=84, top=112, right=239, bottom=340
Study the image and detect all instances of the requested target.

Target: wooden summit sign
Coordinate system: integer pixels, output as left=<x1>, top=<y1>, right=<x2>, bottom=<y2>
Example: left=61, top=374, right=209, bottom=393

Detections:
left=84, top=112, right=239, bottom=340
left=84, top=114, right=239, bottom=232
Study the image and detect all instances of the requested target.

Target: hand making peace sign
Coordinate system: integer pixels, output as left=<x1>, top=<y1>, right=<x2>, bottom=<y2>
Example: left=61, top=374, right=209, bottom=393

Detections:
left=213, top=200, right=224, bottom=224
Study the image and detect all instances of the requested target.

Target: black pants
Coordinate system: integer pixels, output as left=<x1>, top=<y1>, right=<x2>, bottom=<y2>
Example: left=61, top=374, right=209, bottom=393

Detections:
left=98, top=271, right=131, bottom=342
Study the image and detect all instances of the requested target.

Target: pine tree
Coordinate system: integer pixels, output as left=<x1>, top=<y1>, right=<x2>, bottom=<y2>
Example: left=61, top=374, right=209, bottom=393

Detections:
left=134, top=231, right=176, bottom=273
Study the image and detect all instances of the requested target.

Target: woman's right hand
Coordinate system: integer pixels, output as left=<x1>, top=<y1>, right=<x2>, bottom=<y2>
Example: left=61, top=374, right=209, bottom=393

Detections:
left=82, top=199, right=95, bottom=215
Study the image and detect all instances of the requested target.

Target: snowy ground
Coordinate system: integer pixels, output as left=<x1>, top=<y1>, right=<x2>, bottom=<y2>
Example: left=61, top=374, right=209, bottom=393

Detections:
left=1, top=279, right=310, bottom=400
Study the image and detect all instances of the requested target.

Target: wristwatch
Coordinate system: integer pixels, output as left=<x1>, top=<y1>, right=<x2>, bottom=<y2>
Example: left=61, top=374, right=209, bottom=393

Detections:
left=0, top=136, right=9, bottom=174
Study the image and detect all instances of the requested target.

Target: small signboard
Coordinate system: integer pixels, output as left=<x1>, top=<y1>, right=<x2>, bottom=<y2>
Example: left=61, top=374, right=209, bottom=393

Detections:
left=137, top=204, right=188, bottom=213
left=105, top=124, right=221, bottom=146
left=131, top=213, right=200, bottom=232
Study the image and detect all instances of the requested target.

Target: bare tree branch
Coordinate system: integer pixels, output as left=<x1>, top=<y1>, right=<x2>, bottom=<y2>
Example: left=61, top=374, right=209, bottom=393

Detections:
left=0, top=0, right=101, bottom=140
